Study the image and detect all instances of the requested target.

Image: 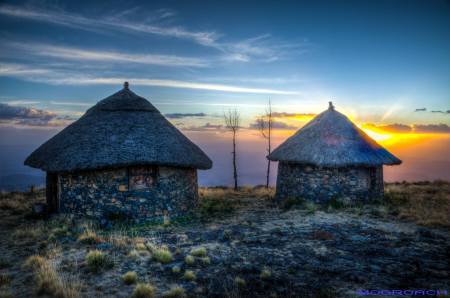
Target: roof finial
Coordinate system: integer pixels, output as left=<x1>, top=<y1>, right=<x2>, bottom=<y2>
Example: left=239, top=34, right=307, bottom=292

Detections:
left=328, top=101, right=334, bottom=110
left=123, top=81, right=129, bottom=90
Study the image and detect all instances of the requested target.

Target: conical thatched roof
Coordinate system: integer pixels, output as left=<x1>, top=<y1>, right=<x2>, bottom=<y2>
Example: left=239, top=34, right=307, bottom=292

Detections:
left=25, top=83, right=212, bottom=172
left=268, top=102, right=401, bottom=167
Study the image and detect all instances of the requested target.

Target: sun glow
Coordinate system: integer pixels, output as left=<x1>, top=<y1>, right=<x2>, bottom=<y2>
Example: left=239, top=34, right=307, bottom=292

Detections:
left=362, top=128, right=393, bottom=143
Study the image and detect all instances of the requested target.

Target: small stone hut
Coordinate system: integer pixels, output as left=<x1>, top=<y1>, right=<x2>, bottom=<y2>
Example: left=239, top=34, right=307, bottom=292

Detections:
left=268, top=102, right=401, bottom=203
left=25, top=83, right=212, bottom=221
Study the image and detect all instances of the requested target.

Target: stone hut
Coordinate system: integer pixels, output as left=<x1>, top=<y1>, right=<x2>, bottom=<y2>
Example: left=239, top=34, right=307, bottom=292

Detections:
left=268, top=102, right=401, bottom=203
left=25, top=83, right=212, bottom=221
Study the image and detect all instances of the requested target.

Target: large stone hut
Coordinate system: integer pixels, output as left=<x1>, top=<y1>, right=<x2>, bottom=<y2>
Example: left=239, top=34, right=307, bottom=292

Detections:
left=25, top=83, right=212, bottom=221
left=268, top=102, right=401, bottom=203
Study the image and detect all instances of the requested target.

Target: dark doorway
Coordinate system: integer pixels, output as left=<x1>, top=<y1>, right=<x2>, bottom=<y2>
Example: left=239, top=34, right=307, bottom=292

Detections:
left=46, top=173, right=59, bottom=213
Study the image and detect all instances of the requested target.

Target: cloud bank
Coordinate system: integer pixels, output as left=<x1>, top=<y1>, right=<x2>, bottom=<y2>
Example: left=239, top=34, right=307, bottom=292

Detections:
left=364, top=123, right=450, bottom=134
left=0, top=103, right=70, bottom=127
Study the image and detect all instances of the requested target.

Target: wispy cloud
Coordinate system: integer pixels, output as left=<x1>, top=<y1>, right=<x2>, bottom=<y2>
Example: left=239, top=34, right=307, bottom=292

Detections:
left=271, top=112, right=316, bottom=118
left=5, top=42, right=209, bottom=67
left=50, top=101, right=92, bottom=107
left=221, top=34, right=307, bottom=63
left=0, top=63, right=299, bottom=95
left=431, top=110, right=450, bottom=114
left=0, top=4, right=218, bottom=46
left=249, top=120, right=297, bottom=130
left=0, top=4, right=304, bottom=63
left=414, top=107, right=450, bottom=114
left=165, top=112, right=207, bottom=119
left=182, top=122, right=225, bottom=132
left=0, top=63, right=50, bottom=76
left=2, top=100, right=41, bottom=105
left=63, top=77, right=299, bottom=94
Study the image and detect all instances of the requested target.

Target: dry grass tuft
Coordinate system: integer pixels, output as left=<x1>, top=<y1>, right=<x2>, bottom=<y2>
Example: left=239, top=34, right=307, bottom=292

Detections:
left=0, top=274, right=11, bottom=287
left=85, top=250, right=112, bottom=272
left=24, top=255, right=81, bottom=298
left=135, top=242, right=147, bottom=251
left=182, top=270, right=196, bottom=281
left=184, top=255, right=195, bottom=265
left=260, top=267, right=271, bottom=279
left=23, top=255, right=47, bottom=269
left=162, top=286, right=186, bottom=298
left=0, top=191, right=42, bottom=213
left=131, top=283, right=156, bottom=298
left=128, top=249, right=140, bottom=259
left=198, top=186, right=273, bottom=217
left=171, top=265, right=181, bottom=274
left=152, top=247, right=173, bottom=264
left=122, top=271, right=138, bottom=285
left=190, top=247, right=207, bottom=257
left=78, top=229, right=102, bottom=244
left=234, top=276, right=246, bottom=287
left=200, top=256, right=211, bottom=265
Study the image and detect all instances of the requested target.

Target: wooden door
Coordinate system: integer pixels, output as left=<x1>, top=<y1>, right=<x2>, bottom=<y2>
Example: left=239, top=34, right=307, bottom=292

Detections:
left=46, top=173, right=59, bottom=213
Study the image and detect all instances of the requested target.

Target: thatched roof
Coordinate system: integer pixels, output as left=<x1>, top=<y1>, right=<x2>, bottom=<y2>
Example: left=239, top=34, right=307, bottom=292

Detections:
left=268, top=102, right=401, bottom=167
left=25, top=83, right=212, bottom=172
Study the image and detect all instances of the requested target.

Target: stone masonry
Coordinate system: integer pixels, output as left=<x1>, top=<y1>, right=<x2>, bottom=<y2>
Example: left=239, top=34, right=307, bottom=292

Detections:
left=58, top=166, right=198, bottom=222
left=275, top=162, right=383, bottom=203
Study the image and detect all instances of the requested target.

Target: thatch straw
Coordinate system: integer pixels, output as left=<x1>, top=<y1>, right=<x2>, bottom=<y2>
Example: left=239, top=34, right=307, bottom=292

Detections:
left=25, top=84, right=212, bottom=172
left=268, top=103, right=401, bottom=167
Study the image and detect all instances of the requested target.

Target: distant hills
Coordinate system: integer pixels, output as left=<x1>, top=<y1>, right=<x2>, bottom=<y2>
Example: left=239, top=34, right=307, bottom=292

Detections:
left=0, top=174, right=45, bottom=192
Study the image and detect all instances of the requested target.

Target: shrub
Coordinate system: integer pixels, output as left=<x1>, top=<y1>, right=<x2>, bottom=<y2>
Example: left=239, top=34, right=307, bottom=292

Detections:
left=190, top=247, right=207, bottom=257
left=182, top=270, right=196, bottom=281
left=162, top=286, right=186, bottom=298
left=260, top=267, right=271, bottom=279
left=152, top=248, right=173, bottom=264
left=132, top=283, right=156, bottom=298
left=78, top=229, right=101, bottom=244
left=184, top=255, right=195, bottom=265
left=85, top=250, right=112, bottom=272
left=122, top=271, right=138, bottom=285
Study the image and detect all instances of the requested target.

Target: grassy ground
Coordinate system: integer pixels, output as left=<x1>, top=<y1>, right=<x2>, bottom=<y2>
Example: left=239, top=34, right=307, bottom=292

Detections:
left=0, top=182, right=448, bottom=297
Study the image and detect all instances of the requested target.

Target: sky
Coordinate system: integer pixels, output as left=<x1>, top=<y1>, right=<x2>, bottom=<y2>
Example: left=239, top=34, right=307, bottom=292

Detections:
left=0, top=0, right=449, bottom=186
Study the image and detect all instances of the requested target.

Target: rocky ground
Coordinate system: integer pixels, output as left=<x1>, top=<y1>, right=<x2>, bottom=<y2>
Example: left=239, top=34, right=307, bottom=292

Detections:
left=0, top=184, right=449, bottom=298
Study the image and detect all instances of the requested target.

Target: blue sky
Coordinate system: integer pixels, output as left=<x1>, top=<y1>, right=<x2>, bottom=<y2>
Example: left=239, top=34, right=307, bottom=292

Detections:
left=0, top=0, right=449, bottom=122
left=0, top=0, right=449, bottom=185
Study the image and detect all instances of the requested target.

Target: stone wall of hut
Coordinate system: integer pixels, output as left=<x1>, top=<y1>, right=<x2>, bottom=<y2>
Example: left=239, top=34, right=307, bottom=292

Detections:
left=275, top=162, right=383, bottom=203
left=58, top=166, right=197, bottom=222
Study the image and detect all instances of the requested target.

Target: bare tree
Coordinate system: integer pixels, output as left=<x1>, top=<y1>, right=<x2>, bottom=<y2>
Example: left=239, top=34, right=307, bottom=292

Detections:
left=256, top=100, right=272, bottom=188
left=224, top=109, right=240, bottom=190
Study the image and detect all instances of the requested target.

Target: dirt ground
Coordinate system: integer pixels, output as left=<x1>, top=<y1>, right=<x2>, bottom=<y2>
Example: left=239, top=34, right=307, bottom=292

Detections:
left=0, top=183, right=449, bottom=298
